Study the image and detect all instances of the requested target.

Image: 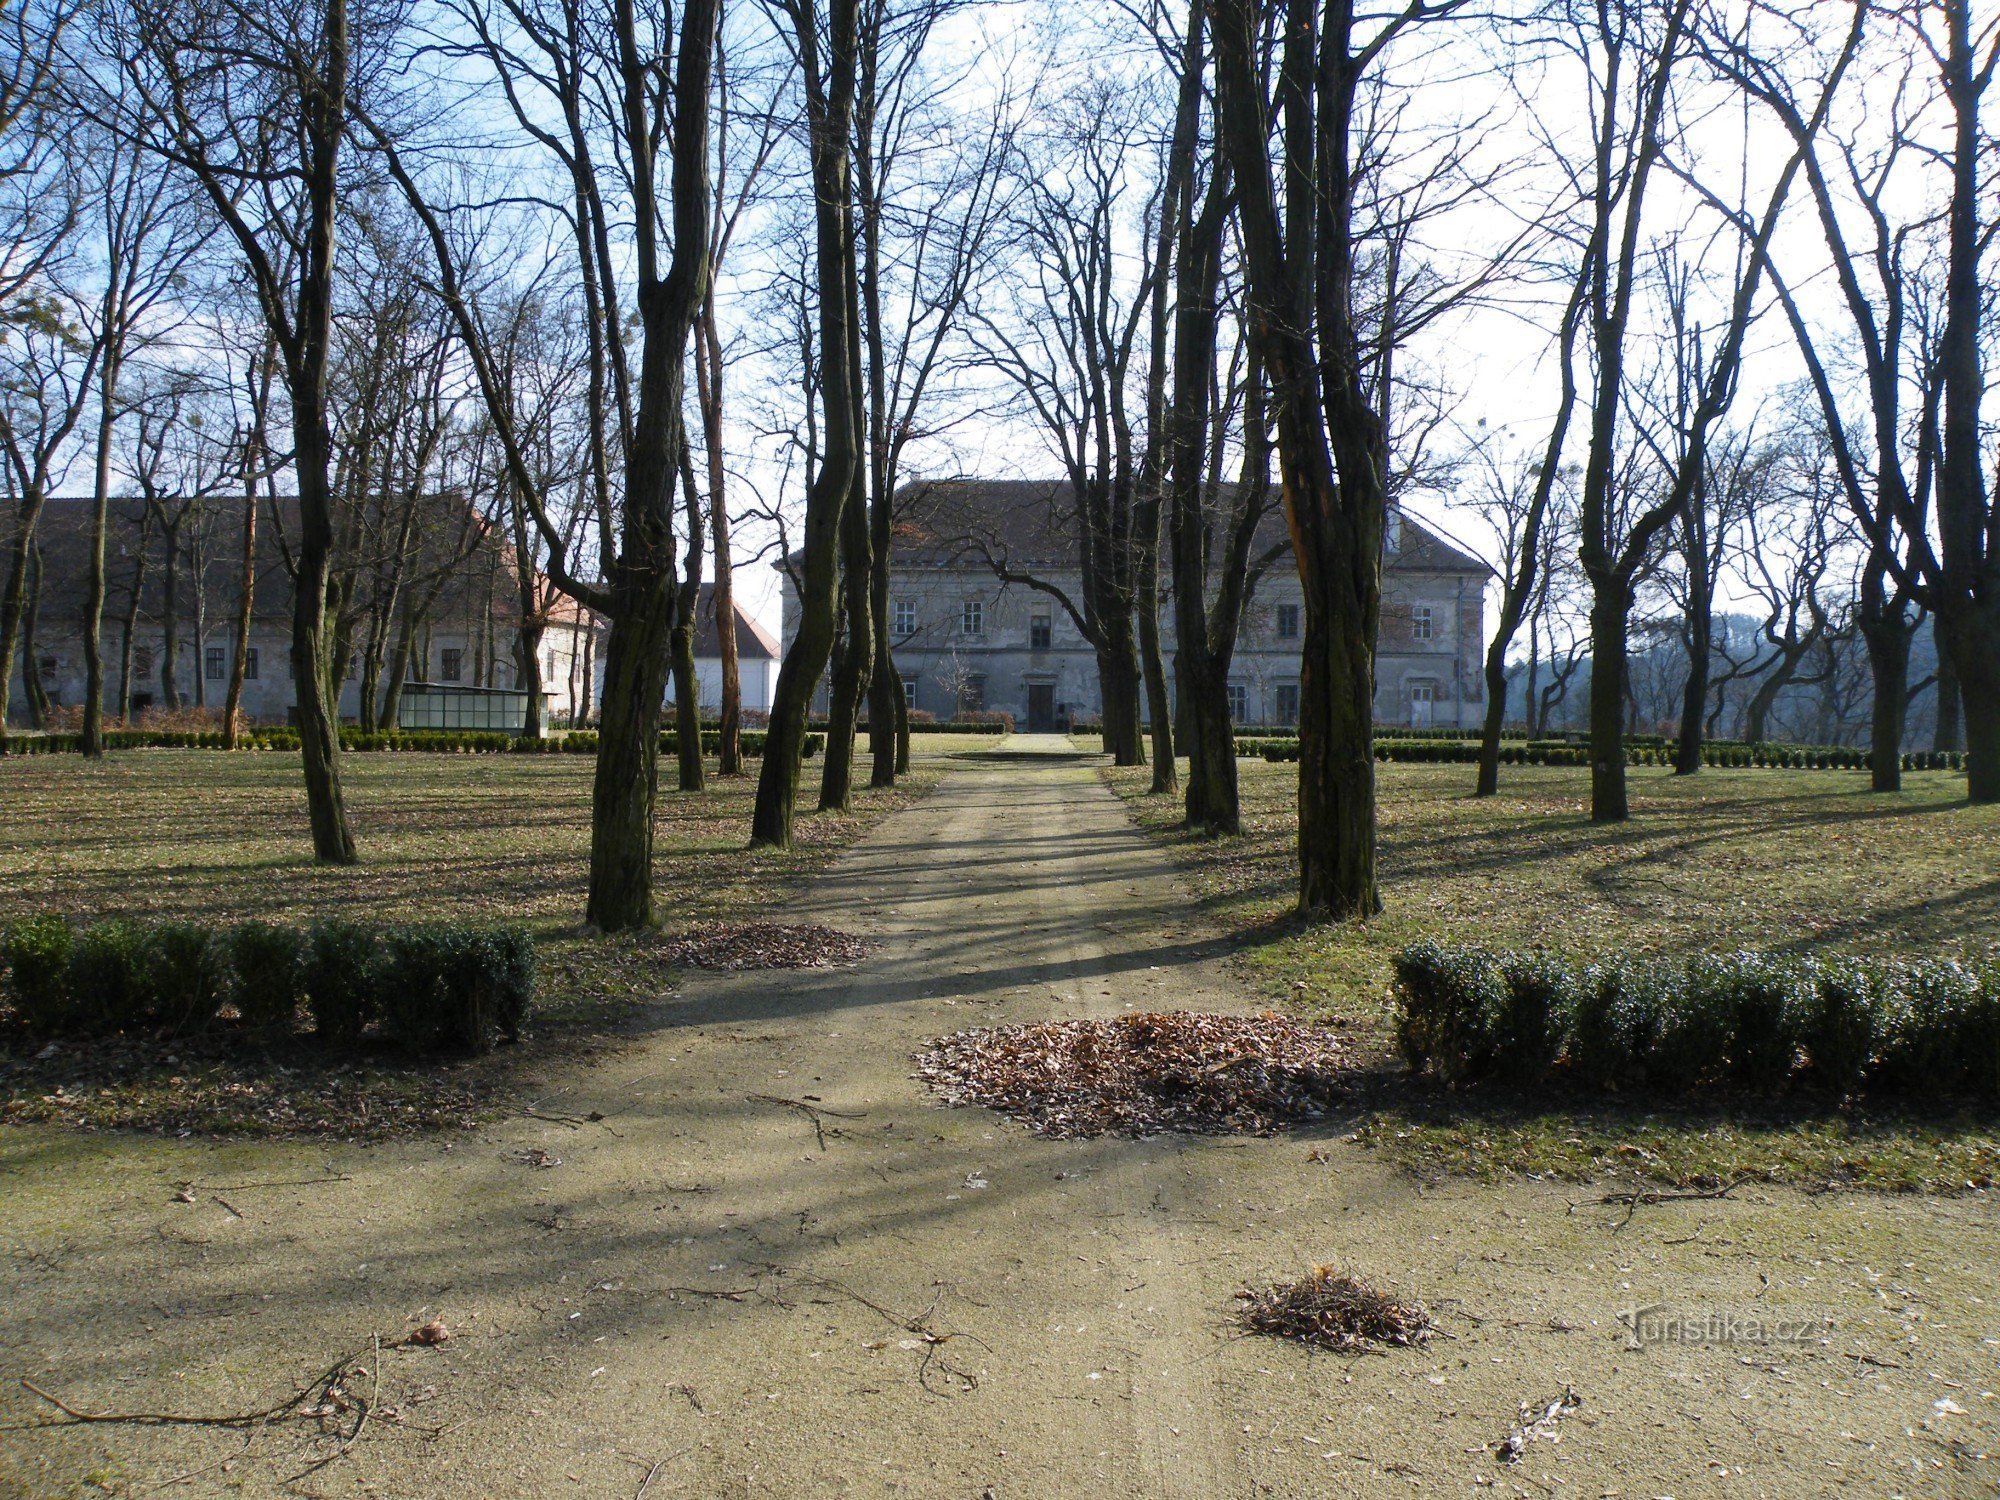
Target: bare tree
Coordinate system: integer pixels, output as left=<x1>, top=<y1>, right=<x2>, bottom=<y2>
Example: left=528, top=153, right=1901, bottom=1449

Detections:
left=370, top=0, right=722, bottom=926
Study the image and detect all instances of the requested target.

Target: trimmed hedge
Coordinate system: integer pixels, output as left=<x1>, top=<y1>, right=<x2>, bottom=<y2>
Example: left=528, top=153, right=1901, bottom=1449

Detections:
left=1233, top=736, right=1962, bottom=772
left=0, top=915, right=535, bottom=1056
left=1393, top=940, right=2000, bottom=1100
left=0, top=727, right=833, bottom=760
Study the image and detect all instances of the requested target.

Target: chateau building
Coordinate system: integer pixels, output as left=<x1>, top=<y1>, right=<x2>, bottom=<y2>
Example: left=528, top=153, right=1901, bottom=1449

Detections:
left=779, top=479, right=1491, bottom=732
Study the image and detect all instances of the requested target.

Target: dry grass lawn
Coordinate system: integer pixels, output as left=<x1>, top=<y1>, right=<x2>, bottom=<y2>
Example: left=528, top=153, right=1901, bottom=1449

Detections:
left=1106, top=756, right=2000, bottom=1191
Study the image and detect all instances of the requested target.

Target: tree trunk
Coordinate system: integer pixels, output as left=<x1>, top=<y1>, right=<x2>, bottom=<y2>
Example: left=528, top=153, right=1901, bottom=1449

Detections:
left=515, top=622, right=545, bottom=739
left=1294, top=565, right=1380, bottom=917
left=1861, top=612, right=1911, bottom=793
left=752, top=0, right=862, bottom=849
left=1944, top=603, right=2000, bottom=801
left=893, top=669, right=910, bottom=773
left=1094, top=621, right=1143, bottom=766
left=699, top=320, right=744, bottom=775
left=818, top=468, right=874, bottom=810
left=671, top=609, right=703, bottom=789
left=1137, top=560, right=1175, bottom=794
left=1587, top=583, right=1631, bottom=822
left=1475, top=638, right=1511, bottom=797
left=1674, top=595, right=1711, bottom=776
left=587, top=573, right=677, bottom=927
left=159, top=524, right=182, bottom=710
left=1934, top=638, right=1961, bottom=753
left=82, top=350, right=123, bottom=757
left=380, top=611, right=414, bottom=730
left=0, top=497, right=41, bottom=738
left=20, top=541, right=49, bottom=728
left=221, top=488, right=256, bottom=747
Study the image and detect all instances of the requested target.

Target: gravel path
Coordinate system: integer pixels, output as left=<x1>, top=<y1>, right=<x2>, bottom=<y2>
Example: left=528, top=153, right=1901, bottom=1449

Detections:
left=4, top=740, right=1998, bottom=1497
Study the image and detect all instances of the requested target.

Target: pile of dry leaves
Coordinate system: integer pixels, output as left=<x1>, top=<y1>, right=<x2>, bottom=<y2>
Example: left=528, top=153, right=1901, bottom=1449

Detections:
left=1236, top=1265, right=1434, bottom=1353
left=663, top=922, right=869, bottom=971
left=915, top=1010, right=1348, bottom=1138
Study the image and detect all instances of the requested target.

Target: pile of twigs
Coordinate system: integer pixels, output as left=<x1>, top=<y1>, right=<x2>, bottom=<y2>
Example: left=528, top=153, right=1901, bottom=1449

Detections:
left=663, top=923, right=868, bottom=971
left=1235, top=1265, right=1434, bottom=1353
left=915, top=1011, right=1348, bottom=1138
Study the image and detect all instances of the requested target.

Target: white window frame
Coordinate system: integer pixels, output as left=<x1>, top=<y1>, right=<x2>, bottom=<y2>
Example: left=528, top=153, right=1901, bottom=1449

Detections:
left=893, top=599, right=917, bottom=635
left=1411, top=604, right=1435, bottom=642
left=1030, top=611, right=1052, bottom=649
left=1226, top=681, right=1248, bottom=723
left=960, top=598, right=983, bottom=636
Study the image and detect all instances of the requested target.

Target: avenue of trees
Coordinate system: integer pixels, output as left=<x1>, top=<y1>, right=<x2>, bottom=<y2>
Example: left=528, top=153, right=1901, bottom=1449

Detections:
left=0, top=0, right=1994, bottom=926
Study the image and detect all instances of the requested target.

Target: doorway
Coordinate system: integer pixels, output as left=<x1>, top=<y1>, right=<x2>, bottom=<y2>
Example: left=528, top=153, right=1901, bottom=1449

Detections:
left=1027, top=682, right=1056, bottom=732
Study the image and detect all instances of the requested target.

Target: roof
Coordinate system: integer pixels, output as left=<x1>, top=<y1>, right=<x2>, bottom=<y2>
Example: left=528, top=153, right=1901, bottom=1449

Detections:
left=882, top=478, right=1491, bottom=576
left=689, top=581, right=778, bottom=660
left=10, top=494, right=605, bottom=633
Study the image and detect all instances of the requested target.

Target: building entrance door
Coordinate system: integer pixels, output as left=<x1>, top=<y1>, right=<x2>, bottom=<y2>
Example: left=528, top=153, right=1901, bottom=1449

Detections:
left=1027, top=682, right=1056, bottom=732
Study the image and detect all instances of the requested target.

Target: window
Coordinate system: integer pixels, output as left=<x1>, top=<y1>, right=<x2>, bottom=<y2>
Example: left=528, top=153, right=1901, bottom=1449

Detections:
left=441, top=648, right=463, bottom=683
left=244, top=649, right=259, bottom=682
left=960, top=598, right=983, bottom=636
left=206, top=646, right=226, bottom=681
left=1030, top=612, right=1051, bottom=650
left=893, top=600, right=917, bottom=635
left=1411, top=604, right=1435, bottom=642
left=1408, top=676, right=1439, bottom=729
left=962, top=673, right=986, bottom=713
left=134, top=646, right=153, bottom=677
left=1226, top=682, right=1248, bottom=723
left=1275, top=602, right=1300, bottom=641
left=902, top=677, right=918, bottom=708
left=546, top=652, right=557, bottom=678
left=1274, top=682, right=1300, bottom=726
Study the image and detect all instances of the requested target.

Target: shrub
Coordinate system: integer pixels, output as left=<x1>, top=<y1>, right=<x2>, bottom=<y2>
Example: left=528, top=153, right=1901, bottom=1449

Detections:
left=1797, top=958, right=1882, bottom=1094
left=65, top=919, right=152, bottom=1034
left=1702, top=952, right=1801, bottom=1089
left=376, top=924, right=535, bottom=1054
left=304, top=920, right=378, bottom=1046
left=1642, top=964, right=1736, bottom=1090
left=1954, top=970, right=2000, bottom=1097
left=1491, top=951, right=1576, bottom=1084
left=1, top=916, right=73, bottom=1033
left=1872, top=961, right=1979, bottom=1095
left=145, top=922, right=230, bottom=1035
left=1569, top=961, right=1652, bottom=1090
left=1392, top=941, right=1502, bottom=1082
left=231, top=922, right=305, bottom=1036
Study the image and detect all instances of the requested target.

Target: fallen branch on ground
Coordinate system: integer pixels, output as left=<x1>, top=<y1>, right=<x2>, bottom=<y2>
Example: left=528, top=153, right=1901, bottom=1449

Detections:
left=747, top=1094, right=867, bottom=1151
left=1591, top=1173, right=1758, bottom=1231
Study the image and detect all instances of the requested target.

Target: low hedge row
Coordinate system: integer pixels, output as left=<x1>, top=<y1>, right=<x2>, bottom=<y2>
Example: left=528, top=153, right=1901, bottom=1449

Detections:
left=0, top=728, right=834, bottom=760
left=1240, top=737, right=1963, bottom=772
left=1393, top=941, right=2000, bottom=1099
left=0, top=916, right=534, bottom=1055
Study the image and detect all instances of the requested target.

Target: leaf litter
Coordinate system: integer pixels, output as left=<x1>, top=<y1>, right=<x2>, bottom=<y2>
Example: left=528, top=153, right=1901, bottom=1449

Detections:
left=915, top=1010, right=1349, bottom=1138
left=664, top=922, right=869, bottom=971
left=1235, top=1264, right=1434, bottom=1353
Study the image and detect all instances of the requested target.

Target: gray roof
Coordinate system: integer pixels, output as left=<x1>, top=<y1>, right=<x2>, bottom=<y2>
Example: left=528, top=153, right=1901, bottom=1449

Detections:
left=887, top=478, right=1490, bottom=576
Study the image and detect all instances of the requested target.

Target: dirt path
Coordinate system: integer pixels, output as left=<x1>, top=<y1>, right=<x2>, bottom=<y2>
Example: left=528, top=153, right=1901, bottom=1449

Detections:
left=5, top=739, right=1998, bottom=1498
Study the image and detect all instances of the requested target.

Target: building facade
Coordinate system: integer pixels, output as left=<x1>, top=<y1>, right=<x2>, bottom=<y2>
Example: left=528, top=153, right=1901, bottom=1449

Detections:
left=657, top=582, right=781, bottom=716
left=780, top=479, right=1490, bottom=731
left=7, top=494, right=604, bottom=731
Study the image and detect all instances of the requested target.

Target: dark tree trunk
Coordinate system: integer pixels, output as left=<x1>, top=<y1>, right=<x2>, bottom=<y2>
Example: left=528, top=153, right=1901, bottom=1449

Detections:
left=117, top=511, right=152, bottom=726
left=671, top=617, right=702, bottom=787
left=221, top=484, right=257, bottom=746
left=20, top=541, right=49, bottom=728
left=158, top=524, right=182, bottom=710
left=1674, top=592, right=1711, bottom=776
left=753, top=0, right=861, bottom=848
left=1861, top=613, right=1911, bottom=793
left=1587, top=584, right=1631, bottom=822
left=82, top=349, right=124, bottom=757
left=517, top=620, right=546, bottom=740
left=893, top=669, right=910, bottom=774
left=380, top=610, right=414, bottom=730
left=819, top=462, right=873, bottom=810
left=1093, top=620, right=1143, bottom=766
left=0, top=495, right=44, bottom=737
left=1934, top=638, right=1961, bottom=753
left=1945, top=606, right=2000, bottom=801
left=1475, top=645, right=1511, bottom=797
left=1136, top=553, right=1175, bottom=795
left=697, top=312, right=744, bottom=774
